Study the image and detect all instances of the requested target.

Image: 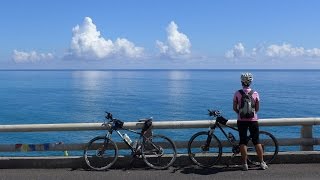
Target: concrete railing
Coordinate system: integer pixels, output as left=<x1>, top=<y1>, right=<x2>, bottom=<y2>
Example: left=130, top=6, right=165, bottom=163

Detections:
left=0, top=117, right=320, bottom=152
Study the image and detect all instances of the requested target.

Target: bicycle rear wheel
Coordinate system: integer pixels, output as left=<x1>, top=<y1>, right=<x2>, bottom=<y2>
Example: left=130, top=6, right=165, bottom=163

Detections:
left=84, top=136, right=118, bottom=170
left=247, top=131, right=278, bottom=165
left=142, top=134, right=177, bottom=170
left=188, top=131, right=222, bottom=168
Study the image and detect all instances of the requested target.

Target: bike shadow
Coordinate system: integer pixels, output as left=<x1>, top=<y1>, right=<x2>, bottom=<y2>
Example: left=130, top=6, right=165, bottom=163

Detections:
left=175, top=165, right=243, bottom=175
left=74, top=164, right=262, bottom=173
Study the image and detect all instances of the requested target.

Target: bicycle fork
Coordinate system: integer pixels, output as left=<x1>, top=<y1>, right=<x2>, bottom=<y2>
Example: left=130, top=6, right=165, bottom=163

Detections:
left=96, top=135, right=111, bottom=157
left=202, top=127, right=215, bottom=151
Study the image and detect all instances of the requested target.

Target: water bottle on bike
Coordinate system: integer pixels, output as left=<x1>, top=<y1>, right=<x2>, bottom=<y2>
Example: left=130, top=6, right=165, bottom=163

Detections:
left=123, top=133, right=132, bottom=145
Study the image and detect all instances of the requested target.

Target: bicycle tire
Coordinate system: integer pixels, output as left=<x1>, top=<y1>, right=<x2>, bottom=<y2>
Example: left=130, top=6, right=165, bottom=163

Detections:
left=188, top=131, right=222, bottom=168
left=142, top=134, right=177, bottom=170
left=84, top=136, right=118, bottom=170
left=247, top=131, right=279, bottom=165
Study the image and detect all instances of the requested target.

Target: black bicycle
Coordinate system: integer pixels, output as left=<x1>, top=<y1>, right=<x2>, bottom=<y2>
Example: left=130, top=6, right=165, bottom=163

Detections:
left=84, top=112, right=177, bottom=170
left=188, top=110, right=278, bottom=168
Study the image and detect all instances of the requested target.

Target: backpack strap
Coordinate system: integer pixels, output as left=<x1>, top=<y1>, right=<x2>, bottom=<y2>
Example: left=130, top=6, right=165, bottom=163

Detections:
left=238, top=89, right=245, bottom=95
left=248, top=89, right=254, bottom=96
left=238, top=89, right=254, bottom=96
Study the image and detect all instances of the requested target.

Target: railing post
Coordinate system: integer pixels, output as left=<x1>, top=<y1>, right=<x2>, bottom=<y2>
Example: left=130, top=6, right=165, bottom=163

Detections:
left=301, top=125, right=313, bottom=151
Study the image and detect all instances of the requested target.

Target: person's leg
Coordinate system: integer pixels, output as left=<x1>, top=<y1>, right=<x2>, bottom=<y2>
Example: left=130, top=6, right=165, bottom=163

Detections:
left=237, top=121, right=249, bottom=170
left=240, top=144, right=248, bottom=171
left=249, top=122, right=268, bottom=169
left=249, top=122, right=262, bottom=160
left=255, top=144, right=268, bottom=169
left=240, top=144, right=248, bottom=163
left=255, top=143, right=264, bottom=162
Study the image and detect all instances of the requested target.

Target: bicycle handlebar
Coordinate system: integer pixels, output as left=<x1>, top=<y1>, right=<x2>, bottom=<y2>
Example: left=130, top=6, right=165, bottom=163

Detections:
left=103, top=111, right=153, bottom=133
left=208, top=109, right=221, bottom=117
left=103, top=112, right=116, bottom=127
left=105, top=111, right=114, bottom=121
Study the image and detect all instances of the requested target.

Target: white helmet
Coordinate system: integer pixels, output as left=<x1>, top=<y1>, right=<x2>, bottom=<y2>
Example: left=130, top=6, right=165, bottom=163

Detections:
left=241, top=72, right=253, bottom=86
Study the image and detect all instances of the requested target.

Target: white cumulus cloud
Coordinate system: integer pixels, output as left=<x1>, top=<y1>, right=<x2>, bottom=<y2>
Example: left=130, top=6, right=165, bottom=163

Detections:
left=225, top=42, right=320, bottom=59
left=225, top=43, right=246, bottom=58
left=114, top=38, right=144, bottom=58
left=69, top=17, right=144, bottom=60
left=156, top=21, right=191, bottom=58
left=12, top=50, right=54, bottom=63
left=266, top=43, right=320, bottom=57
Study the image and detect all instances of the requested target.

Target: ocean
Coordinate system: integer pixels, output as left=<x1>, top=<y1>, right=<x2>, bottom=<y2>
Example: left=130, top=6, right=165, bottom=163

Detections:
left=0, top=69, right=319, bottom=155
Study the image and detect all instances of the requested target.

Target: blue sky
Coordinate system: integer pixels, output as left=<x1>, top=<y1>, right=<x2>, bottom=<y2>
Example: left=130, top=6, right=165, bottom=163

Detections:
left=1, top=0, right=320, bottom=69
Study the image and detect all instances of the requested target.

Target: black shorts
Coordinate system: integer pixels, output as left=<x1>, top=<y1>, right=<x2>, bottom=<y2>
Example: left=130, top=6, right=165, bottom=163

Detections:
left=237, top=121, right=260, bottom=145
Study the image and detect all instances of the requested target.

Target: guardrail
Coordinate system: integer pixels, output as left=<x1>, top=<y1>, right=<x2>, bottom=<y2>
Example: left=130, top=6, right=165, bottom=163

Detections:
left=0, top=117, right=319, bottom=152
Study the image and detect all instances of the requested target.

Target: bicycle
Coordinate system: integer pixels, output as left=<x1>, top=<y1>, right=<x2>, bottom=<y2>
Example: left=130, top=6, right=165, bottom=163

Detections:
left=84, top=112, right=177, bottom=170
left=188, top=110, right=278, bottom=168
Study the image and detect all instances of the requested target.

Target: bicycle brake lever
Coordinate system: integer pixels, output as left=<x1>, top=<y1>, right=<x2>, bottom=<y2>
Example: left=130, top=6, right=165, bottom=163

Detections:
left=208, top=109, right=217, bottom=117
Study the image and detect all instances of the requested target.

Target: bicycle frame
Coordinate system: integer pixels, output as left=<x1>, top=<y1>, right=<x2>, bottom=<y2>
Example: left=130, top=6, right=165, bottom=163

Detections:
left=206, top=120, right=239, bottom=148
left=84, top=112, right=177, bottom=170
left=188, top=110, right=279, bottom=168
left=210, top=118, right=261, bottom=155
left=106, top=127, right=145, bottom=152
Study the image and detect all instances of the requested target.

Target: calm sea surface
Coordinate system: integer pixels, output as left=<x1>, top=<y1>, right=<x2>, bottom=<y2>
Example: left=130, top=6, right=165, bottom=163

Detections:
left=0, top=69, right=319, bottom=155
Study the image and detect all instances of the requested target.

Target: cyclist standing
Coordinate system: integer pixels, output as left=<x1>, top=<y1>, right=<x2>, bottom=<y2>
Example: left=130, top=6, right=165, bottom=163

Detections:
left=233, top=72, right=268, bottom=171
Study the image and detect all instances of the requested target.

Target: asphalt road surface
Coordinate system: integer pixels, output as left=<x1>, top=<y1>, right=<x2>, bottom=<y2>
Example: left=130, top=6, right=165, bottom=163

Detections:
left=0, top=163, right=319, bottom=180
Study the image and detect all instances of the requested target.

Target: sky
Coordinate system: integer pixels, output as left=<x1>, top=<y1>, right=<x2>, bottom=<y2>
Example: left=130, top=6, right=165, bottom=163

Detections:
left=1, top=0, right=320, bottom=69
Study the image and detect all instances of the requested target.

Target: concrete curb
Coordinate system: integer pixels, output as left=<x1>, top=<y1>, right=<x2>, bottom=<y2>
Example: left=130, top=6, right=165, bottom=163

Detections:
left=0, top=151, right=319, bottom=169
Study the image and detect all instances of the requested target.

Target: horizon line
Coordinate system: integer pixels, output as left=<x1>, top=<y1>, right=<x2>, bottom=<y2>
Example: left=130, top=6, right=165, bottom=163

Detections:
left=0, top=68, right=319, bottom=71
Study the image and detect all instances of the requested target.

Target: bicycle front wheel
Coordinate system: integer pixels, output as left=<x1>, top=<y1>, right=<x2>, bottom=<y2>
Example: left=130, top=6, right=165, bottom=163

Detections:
left=188, top=131, right=222, bottom=168
left=247, top=131, right=279, bottom=165
left=84, top=136, right=118, bottom=170
left=142, top=134, right=177, bottom=170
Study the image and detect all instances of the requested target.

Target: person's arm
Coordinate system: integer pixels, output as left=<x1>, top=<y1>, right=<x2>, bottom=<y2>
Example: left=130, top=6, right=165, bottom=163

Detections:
left=233, top=96, right=239, bottom=114
left=255, top=99, right=260, bottom=112
left=255, top=91, right=260, bottom=112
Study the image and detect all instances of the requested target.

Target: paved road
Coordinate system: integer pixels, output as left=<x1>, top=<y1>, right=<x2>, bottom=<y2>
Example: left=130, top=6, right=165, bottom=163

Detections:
left=0, top=164, right=319, bottom=180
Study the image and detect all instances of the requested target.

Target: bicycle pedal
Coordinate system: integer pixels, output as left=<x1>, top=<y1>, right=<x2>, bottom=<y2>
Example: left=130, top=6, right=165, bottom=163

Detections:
left=132, top=154, right=142, bottom=158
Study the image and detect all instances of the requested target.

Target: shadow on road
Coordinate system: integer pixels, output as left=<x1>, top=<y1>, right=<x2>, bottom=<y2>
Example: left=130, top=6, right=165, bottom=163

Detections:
left=177, top=165, right=241, bottom=175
